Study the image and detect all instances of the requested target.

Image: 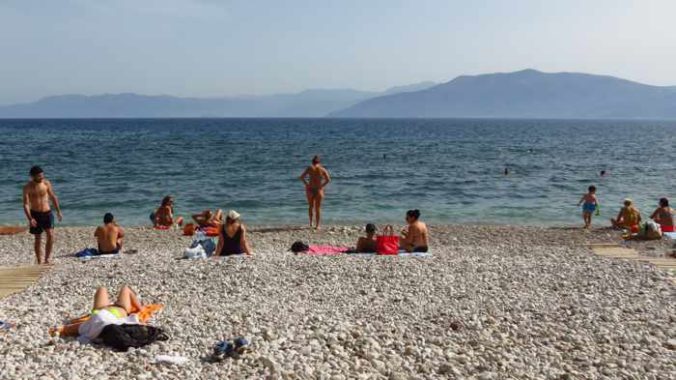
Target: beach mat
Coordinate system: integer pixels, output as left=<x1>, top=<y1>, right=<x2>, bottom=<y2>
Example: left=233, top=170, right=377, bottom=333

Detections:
left=0, top=226, right=27, bottom=235
left=664, top=232, right=676, bottom=240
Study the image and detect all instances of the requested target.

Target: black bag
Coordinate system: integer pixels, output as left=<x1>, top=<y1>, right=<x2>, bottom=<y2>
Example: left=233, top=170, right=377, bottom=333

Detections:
left=99, top=324, right=169, bottom=351
left=290, top=241, right=309, bottom=253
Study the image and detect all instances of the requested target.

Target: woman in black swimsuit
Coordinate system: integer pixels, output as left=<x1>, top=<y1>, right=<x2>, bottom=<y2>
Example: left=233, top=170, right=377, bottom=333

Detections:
left=214, top=210, right=253, bottom=256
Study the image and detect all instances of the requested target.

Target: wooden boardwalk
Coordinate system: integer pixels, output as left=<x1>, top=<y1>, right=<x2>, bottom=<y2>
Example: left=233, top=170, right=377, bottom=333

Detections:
left=590, top=243, right=676, bottom=283
left=0, top=265, right=48, bottom=299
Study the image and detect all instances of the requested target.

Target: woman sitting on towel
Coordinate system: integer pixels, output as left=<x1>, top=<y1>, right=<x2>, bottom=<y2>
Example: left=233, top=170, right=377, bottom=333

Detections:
left=400, top=209, right=429, bottom=253
left=610, top=199, right=642, bottom=232
left=651, top=197, right=674, bottom=233
left=78, top=285, right=144, bottom=342
left=192, top=209, right=223, bottom=228
left=214, top=210, right=253, bottom=256
left=153, top=196, right=184, bottom=228
left=356, top=223, right=377, bottom=253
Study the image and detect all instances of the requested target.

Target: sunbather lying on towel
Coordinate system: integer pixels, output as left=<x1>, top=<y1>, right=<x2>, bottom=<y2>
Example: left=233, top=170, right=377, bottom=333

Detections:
left=192, top=209, right=223, bottom=228
left=76, top=285, right=144, bottom=342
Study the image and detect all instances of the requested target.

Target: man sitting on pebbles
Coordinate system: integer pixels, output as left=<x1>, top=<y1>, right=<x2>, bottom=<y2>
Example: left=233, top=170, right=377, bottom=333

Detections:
left=400, top=209, right=429, bottom=253
left=94, top=213, right=124, bottom=254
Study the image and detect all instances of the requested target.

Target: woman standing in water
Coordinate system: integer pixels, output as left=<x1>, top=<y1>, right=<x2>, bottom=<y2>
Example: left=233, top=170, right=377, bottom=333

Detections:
left=299, top=155, right=331, bottom=230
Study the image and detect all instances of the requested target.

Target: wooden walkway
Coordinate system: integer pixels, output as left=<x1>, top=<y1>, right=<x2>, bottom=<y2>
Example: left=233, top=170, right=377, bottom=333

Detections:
left=590, top=243, right=676, bottom=283
left=0, top=265, right=48, bottom=299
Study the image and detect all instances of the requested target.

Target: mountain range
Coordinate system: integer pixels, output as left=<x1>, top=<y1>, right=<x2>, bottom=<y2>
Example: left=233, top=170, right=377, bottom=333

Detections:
left=331, top=69, right=676, bottom=119
left=0, top=82, right=435, bottom=118
left=2, top=69, right=676, bottom=119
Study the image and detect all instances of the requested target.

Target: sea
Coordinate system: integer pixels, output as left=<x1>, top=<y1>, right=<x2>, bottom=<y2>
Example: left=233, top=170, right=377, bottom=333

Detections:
left=0, top=118, right=674, bottom=227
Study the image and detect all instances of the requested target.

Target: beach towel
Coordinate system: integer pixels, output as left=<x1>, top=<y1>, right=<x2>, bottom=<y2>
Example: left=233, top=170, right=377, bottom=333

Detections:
left=305, top=245, right=350, bottom=255
left=664, top=232, right=676, bottom=240
left=51, top=304, right=163, bottom=337
left=75, top=248, right=120, bottom=258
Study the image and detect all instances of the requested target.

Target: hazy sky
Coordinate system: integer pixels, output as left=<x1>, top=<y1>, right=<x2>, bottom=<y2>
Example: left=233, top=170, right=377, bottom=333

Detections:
left=1, top=0, right=675, bottom=104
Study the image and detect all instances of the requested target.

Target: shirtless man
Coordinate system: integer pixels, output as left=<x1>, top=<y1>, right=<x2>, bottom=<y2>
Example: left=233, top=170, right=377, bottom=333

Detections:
left=94, top=213, right=124, bottom=254
left=299, top=155, right=331, bottom=230
left=22, top=166, right=62, bottom=264
left=400, top=209, right=429, bottom=253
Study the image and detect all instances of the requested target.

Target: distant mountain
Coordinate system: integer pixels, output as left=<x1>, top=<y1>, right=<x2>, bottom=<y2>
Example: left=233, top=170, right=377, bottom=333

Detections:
left=0, top=82, right=436, bottom=118
left=329, top=69, right=676, bottom=119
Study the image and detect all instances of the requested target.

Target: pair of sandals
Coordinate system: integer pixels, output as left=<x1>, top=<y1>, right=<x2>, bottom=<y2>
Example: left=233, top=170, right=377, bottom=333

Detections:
left=212, top=337, right=250, bottom=360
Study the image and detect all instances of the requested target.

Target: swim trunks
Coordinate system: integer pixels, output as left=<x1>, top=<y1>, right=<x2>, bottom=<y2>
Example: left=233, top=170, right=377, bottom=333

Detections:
left=582, top=203, right=597, bottom=213
left=413, top=246, right=429, bottom=253
left=29, top=210, right=54, bottom=235
left=660, top=225, right=675, bottom=233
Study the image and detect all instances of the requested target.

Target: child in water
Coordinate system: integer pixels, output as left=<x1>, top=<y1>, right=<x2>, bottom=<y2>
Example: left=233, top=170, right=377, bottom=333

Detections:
left=577, top=185, right=599, bottom=229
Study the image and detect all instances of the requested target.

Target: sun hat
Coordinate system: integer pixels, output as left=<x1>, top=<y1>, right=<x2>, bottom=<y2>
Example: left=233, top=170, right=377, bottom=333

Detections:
left=226, top=210, right=241, bottom=220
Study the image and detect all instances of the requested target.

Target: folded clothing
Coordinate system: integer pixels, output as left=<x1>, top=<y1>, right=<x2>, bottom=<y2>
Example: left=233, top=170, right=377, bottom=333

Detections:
left=75, top=248, right=120, bottom=258
left=78, top=309, right=140, bottom=344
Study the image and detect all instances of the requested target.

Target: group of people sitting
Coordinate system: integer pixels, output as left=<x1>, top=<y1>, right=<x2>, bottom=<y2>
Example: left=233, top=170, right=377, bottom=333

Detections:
left=610, top=197, right=674, bottom=235
left=354, top=209, right=429, bottom=253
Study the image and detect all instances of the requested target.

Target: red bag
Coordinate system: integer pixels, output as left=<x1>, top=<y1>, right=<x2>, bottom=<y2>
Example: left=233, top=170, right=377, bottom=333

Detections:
left=376, top=225, right=399, bottom=255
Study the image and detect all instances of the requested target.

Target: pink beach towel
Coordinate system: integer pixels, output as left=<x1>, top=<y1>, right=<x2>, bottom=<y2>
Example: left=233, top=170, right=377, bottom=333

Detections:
left=306, top=245, right=350, bottom=256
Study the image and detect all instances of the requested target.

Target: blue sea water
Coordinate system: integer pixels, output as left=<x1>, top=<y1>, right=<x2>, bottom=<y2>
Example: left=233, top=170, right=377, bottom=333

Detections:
left=0, top=118, right=674, bottom=227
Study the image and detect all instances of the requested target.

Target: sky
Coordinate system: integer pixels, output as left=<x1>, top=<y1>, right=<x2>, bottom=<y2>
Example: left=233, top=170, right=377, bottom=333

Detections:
left=1, top=0, right=675, bottom=104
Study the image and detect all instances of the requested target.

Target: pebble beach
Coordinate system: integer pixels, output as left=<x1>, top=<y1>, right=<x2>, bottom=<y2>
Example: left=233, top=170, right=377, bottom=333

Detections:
left=0, top=225, right=674, bottom=379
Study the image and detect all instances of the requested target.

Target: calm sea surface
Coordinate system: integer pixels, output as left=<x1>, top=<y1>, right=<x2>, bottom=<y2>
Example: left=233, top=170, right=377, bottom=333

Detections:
left=0, top=119, right=674, bottom=226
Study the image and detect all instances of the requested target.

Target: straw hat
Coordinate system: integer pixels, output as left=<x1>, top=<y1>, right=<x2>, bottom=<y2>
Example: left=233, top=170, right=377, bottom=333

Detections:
left=226, top=210, right=241, bottom=220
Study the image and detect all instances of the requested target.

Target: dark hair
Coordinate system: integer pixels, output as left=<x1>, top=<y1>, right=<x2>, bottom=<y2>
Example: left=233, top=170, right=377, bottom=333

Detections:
left=659, top=197, right=669, bottom=207
left=161, top=196, right=173, bottom=207
left=29, top=166, right=43, bottom=176
left=103, top=213, right=114, bottom=224
left=365, top=223, right=376, bottom=234
left=588, top=185, right=596, bottom=193
left=312, top=155, right=320, bottom=165
left=406, top=209, right=421, bottom=220
left=290, top=241, right=309, bottom=253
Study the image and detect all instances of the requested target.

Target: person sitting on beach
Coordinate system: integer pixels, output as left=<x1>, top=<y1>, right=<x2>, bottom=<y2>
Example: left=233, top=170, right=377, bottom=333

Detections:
left=650, top=197, right=674, bottom=233
left=356, top=223, right=377, bottom=253
left=214, top=210, right=252, bottom=256
left=610, top=198, right=642, bottom=233
left=299, top=155, right=331, bottom=230
left=577, top=185, right=598, bottom=229
left=152, top=196, right=183, bottom=228
left=94, top=213, right=124, bottom=254
left=77, top=285, right=144, bottom=342
left=192, top=209, right=223, bottom=228
left=400, top=210, right=429, bottom=253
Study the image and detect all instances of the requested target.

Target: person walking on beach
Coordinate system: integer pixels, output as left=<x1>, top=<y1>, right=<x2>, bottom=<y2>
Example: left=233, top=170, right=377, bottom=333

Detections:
left=22, top=166, right=62, bottom=264
left=577, top=185, right=598, bottom=229
left=299, top=155, right=331, bottom=230
left=95, top=213, right=125, bottom=254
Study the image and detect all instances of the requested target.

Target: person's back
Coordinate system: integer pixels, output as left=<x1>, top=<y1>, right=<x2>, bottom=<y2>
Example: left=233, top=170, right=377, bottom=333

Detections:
left=95, top=213, right=124, bottom=254
left=409, top=221, right=429, bottom=249
left=622, top=206, right=641, bottom=226
left=356, top=223, right=377, bottom=253
left=651, top=198, right=674, bottom=232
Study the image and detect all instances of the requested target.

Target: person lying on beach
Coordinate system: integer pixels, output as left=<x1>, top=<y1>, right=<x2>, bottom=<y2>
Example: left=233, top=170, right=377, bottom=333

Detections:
left=152, top=195, right=184, bottom=228
left=356, top=223, right=377, bottom=253
left=400, top=210, right=429, bottom=253
left=192, top=209, right=223, bottom=228
left=577, top=185, right=598, bottom=229
left=214, top=210, right=252, bottom=256
left=610, top=198, right=641, bottom=232
left=94, top=213, right=124, bottom=254
left=77, top=285, right=144, bottom=342
left=650, top=197, right=674, bottom=233
left=299, top=155, right=331, bottom=230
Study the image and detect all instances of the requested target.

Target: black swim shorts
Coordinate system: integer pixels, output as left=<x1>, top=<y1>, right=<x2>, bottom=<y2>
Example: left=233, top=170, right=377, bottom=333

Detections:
left=29, top=210, right=54, bottom=235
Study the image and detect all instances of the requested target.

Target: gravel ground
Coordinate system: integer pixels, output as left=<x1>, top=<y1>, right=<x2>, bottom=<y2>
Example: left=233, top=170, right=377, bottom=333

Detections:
left=0, top=225, right=674, bottom=380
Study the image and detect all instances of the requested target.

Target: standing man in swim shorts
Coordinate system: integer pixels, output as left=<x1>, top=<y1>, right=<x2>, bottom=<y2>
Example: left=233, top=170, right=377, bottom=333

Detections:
left=299, top=155, right=331, bottom=230
left=22, top=166, right=62, bottom=264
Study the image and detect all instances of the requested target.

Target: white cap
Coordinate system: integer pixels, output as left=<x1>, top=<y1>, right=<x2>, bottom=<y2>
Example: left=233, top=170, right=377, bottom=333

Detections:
left=227, top=210, right=241, bottom=220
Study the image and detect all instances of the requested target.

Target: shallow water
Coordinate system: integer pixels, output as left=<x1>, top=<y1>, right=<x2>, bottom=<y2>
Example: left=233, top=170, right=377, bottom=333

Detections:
left=0, top=118, right=674, bottom=226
